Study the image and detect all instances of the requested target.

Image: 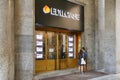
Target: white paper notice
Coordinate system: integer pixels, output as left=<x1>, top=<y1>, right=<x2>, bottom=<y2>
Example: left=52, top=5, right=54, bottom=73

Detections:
left=49, top=48, right=54, bottom=52
left=36, top=54, right=43, bottom=58
left=69, top=42, right=73, bottom=46
left=36, top=41, right=43, bottom=46
left=68, top=37, right=73, bottom=41
left=36, top=35, right=43, bottom=40
left=68, top=53, right=73, bottom=57
left=69, top=48, right=73, bottom=52
left=36, top=47, right=43, bottom=52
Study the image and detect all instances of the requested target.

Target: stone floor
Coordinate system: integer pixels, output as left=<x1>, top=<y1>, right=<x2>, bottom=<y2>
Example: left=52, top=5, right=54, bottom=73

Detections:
left=41, top=71, right=107, bottom=80
left=34, top=68, right=120, bottom=80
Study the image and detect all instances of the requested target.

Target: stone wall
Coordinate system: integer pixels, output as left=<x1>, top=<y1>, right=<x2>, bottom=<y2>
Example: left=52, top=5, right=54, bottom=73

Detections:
left=0, top=0, right=14, bottom=80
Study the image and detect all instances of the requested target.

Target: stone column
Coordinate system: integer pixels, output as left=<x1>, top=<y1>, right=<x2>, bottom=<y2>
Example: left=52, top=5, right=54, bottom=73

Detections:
left=104, top=0, right=116, bottom=73
left=0, top=0, right=14, bottom=80
left=115, top=0, right=120, bottom=73
left=95, top=0, right=105, bottom=71
left=15, top=0, right=34, bottom=80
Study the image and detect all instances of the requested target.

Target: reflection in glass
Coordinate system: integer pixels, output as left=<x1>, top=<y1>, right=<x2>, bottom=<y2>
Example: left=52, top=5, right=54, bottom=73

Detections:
left=59, top=33, right=67, bottom=59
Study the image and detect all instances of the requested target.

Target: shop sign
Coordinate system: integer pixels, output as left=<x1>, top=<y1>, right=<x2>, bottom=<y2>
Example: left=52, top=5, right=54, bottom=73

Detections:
left=35, top=0, right=84, bottom=31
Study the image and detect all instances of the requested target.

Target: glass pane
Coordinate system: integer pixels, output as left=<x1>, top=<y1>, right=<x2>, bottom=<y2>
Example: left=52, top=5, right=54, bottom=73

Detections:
left=47, top=32, right=56, bottom=59
left=58, top=33, right=67, bottom=59
left=35, top=31, right=45, bottom=60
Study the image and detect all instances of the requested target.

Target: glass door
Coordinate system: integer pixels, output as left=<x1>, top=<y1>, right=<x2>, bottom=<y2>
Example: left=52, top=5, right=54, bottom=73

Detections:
left=46, top=32, right=57, bottom=71
left=58, top=33, right=67, bottom=59
left=58, top=33, right=67, bottom=69
left=47, top=32, right=56, bottom=59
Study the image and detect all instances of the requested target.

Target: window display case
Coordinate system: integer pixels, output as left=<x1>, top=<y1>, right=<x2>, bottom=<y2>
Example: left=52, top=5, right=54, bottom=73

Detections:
left=36, top=34, right=45, bottom=59
left=68, top=36, right=74, bottom=58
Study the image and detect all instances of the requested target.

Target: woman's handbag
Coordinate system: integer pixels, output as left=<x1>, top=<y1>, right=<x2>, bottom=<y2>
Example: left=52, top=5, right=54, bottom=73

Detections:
left=81, top=58, right=86, bottom=65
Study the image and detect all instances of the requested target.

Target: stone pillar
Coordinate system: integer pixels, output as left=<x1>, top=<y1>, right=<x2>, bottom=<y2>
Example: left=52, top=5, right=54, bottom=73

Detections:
left=115, top=0, right=120, bottom=73
left=104, top=0, right=116, bottom=73
left=95, top=0, right=105, bottom=71
left=15, top=0, right=34, bottom=80
left=0, top=0, right=14, bottom=80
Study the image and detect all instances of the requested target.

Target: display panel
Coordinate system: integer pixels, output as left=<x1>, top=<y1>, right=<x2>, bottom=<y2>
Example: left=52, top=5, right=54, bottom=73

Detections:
left=68, top=53, right=73, bottom=57
left=36, top=53, right=44, bottom=59
left=68, top=42, right=73, bottom=46
left=68, top=35, right=74, bottom=58
left=36, top=41, right=43, bottom=46
left=68, top=37, right=73, bottom=41
left=35, top=32, right=45, bottom=60
left=36, top=47, right=43, bottom=52
left=36, top=34, right=43, bottom=40
left=69, top=48, right=73, bottom=52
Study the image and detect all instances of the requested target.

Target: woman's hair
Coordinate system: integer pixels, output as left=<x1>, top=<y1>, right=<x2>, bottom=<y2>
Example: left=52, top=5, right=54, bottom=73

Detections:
left=82, top=47, right=85, bottom=50
left=79, top=49, right=83, bottom=55
left=82, top=47, right=87, bottom=52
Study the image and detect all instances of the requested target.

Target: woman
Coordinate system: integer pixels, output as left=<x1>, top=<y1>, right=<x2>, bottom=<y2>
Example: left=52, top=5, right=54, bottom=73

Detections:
left=82, top=47, right=88, bottom=72
left=82, top=47, right=88, bottom=60
left=78, top=49, right=84, bottom=73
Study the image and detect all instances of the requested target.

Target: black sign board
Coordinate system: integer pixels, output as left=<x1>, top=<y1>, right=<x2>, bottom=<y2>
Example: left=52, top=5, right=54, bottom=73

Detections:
left=35, top=0, right=84, bottom=31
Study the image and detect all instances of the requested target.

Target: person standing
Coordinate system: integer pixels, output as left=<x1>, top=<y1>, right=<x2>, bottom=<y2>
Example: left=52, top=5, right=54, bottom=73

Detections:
left=78, top=49, right=85, bottom=73
left=82, top=47, right=88, bottom=71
